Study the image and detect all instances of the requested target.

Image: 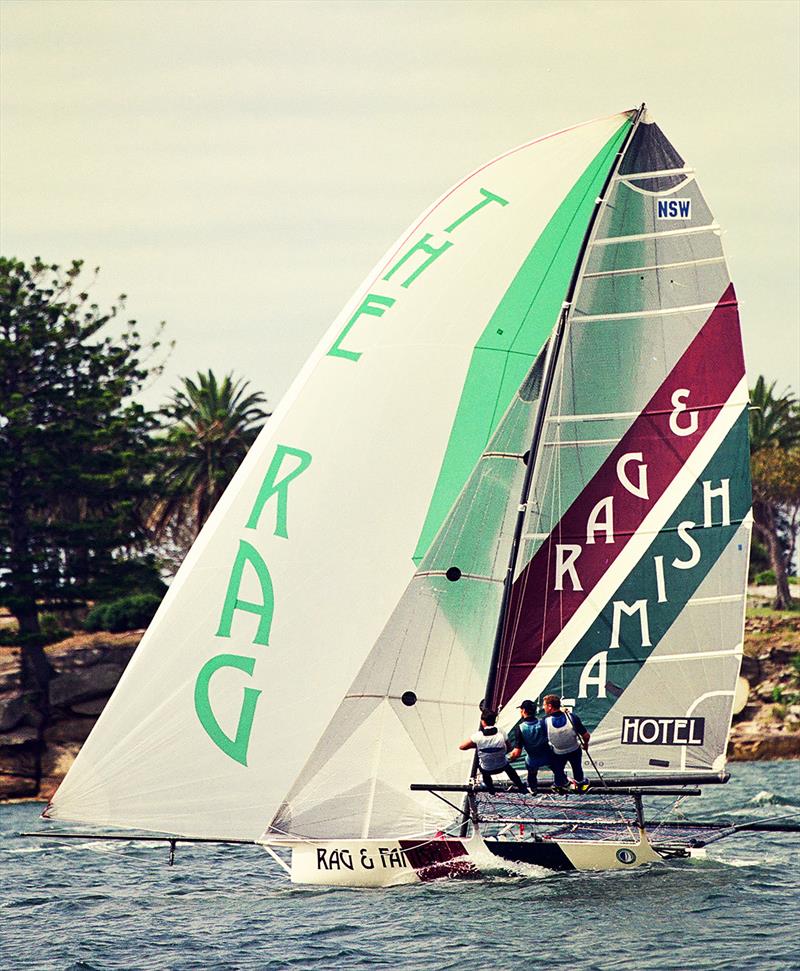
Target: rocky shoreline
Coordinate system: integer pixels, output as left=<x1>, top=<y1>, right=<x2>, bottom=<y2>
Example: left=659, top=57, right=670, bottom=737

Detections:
left=0, top=631, right=140, bottom=802
left=728, top=612, right=800, bottom=761
left=1, top=614, right=798, bottom=803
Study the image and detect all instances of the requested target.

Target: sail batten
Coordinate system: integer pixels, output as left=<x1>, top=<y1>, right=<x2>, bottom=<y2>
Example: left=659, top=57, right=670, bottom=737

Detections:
left=614, top=167, right=695, bottom=180
left=592, top=224, right=720, bottom=245
left=583, top=257, right=726, bottom=278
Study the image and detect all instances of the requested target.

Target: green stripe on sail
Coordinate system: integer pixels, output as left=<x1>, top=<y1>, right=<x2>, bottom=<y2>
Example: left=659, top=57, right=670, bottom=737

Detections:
left=413, top=119, right=632, bottom=564
left=543, top=409, right=752, bottom=731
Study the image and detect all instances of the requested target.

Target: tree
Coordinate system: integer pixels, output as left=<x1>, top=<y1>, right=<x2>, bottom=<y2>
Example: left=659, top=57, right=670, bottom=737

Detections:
left=148, top=370, right=270, bottom=555
left=749, top=376, right=800, bottom=610
left=0, top=257, right=160, bottom=689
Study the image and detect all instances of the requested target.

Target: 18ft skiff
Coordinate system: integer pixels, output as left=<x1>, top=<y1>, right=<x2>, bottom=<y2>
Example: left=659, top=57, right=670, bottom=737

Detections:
left=30, top=105, right=799, bottom=886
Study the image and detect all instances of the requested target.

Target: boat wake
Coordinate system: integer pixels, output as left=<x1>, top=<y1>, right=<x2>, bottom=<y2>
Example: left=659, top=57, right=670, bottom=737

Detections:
left=748, top=789, right=799, bottom=808
left=471, top=854, right=555, bottom=882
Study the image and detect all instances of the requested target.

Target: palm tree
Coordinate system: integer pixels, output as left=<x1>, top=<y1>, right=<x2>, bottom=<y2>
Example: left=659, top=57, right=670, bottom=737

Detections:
left=749, top=377, right=800, bottom=609
left=150, top=370, right=270, bottom=547
left=749, top=376, right=800, bottom=450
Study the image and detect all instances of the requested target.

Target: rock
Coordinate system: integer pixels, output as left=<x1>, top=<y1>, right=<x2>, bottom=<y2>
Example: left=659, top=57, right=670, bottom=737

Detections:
left=0, top=745, right=38, bottom=776
left=756, top=682, right=778, bottom=701
left=728, top=733, right=800, bottom=760
left=740, top=654, right=761, bottom=681
left=40, top=741, right=81, bottom=779
left=0, top=773, right=38, bottom=799
left=43, top=718, right=94, bottom=744
left=38, top=776, right=62, bottom=801
left=72, top=698, right=107, bottom=716
left=754, top=703, right=783, bottom=724
left=0, top=696, right=27, bottom=732
left=0, top=746, right=39, bottom=779
left=21, top=708, right=44, bottom=729
left=0, top=647, right=23, bottom=692
left=44, top=632, right=140, bottom=673
left=0, top=727, right=39, bottom=746
left=0, top=634, right=141, bottom=801
left=49, top=663, right=125, bottom=707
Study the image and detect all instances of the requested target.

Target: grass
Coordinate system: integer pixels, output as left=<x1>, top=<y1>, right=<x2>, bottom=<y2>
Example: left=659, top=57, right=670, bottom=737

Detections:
left=746, top=603, right=800, bottom=619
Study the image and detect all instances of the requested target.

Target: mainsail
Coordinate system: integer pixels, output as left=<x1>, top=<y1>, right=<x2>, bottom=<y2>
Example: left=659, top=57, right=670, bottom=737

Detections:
left=47, top=111, right=635, bottom=840
left=493, top=118, right=751, bottom=776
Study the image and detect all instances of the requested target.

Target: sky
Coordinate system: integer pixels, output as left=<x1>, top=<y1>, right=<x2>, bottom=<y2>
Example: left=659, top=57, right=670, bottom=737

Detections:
left=1, top=0, right=798, bottom=411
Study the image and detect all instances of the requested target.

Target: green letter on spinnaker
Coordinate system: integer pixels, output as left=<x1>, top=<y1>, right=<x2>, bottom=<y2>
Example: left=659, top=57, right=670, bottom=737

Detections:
left=246, top=444, right=312, bottom=538
left=194, top=653, right=262, bottom=766
left=328, top=293, right=395, bottom=361
left=216, top=540, right=275, bottom=646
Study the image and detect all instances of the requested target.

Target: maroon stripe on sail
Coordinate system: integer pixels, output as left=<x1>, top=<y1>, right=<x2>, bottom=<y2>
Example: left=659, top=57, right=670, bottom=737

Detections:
left=495, top=284, right=744, bottom=706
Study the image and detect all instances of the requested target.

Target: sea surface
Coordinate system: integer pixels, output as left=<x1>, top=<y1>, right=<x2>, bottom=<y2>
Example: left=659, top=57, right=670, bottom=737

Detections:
left=2, top=760, right=798, bottom=971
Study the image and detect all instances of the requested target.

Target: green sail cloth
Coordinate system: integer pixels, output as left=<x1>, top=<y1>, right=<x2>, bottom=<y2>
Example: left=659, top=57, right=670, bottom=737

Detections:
left=413, top=119, right=632, bottom=563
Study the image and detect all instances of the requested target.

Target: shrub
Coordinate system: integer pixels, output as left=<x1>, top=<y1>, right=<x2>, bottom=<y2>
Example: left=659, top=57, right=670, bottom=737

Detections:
left=753, top=569, right=799, bottom=586
left=38, top=612, right=71, bottom=641
left=84, top=593, right=162, bottom=632
left=0, top=629, right=50, bottom=648
left=88, top=555, right=168, bottom=601
left=748, top=539, right=770, bottom=581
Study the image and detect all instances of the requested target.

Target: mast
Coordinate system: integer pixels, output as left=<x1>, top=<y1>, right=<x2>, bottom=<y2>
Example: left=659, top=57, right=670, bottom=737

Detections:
left=458, top=106, right=645, bottom=837
left=482, top=103, right=646, bottom=714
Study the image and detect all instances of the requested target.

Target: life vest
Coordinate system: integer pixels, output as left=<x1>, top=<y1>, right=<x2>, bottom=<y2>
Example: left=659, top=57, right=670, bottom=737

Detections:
left=472, top=727, right=508, bottom=771
left=545, top=713, right=579, bottom=754
left=518, top=718, right=548, bottom=757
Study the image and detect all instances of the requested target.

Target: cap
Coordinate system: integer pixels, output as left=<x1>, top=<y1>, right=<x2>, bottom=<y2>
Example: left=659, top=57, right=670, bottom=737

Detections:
left=519, top=699, right=536, bottom=711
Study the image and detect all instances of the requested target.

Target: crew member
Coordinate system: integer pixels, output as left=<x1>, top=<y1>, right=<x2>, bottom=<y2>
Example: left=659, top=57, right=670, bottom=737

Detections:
left=508, top=699, right=554, bottom=791
left=459, top=708, right=525, bottom=794
left=542, top=693, right=591, bottom=789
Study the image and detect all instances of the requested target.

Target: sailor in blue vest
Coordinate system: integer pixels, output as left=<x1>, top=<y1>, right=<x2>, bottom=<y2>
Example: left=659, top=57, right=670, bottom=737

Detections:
left=542, top=693, right=591, bottom=789
left=459, top=708, right=525, bottom=794
left=508, top=700, right=554, bottom=791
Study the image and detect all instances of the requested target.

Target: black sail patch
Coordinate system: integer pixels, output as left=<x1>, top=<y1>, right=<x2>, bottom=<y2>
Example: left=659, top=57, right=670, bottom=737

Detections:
left=620, top=716, right=705, bottom=746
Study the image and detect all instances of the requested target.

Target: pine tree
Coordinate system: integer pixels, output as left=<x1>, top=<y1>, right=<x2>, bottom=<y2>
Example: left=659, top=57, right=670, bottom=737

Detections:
left=0, top=258, right=159, bottom=689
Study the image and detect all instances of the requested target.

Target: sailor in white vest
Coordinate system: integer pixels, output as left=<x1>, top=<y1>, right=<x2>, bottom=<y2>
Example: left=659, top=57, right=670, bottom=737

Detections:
left=459, top=708, right=525, bottom=794
left=542, top=694, right=591, bottom=790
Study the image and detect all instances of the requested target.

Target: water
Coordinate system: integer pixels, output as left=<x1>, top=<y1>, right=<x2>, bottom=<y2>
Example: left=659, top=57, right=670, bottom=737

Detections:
left=2, top=761, right=798, bottom=971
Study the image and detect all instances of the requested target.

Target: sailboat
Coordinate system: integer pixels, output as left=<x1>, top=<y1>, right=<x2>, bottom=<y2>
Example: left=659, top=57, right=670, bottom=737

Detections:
left=38, top=105, right=783, bottom=886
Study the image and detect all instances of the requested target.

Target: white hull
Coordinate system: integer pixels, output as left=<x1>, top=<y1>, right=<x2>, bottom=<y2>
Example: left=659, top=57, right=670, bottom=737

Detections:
left=260, top=831, right=663, bottom=887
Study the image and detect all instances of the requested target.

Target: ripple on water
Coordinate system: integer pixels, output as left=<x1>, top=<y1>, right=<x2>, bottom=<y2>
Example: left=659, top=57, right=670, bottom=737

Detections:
left=1, top=762, right=799, bottom=971
left=5, top=895, right=52, bottom=909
